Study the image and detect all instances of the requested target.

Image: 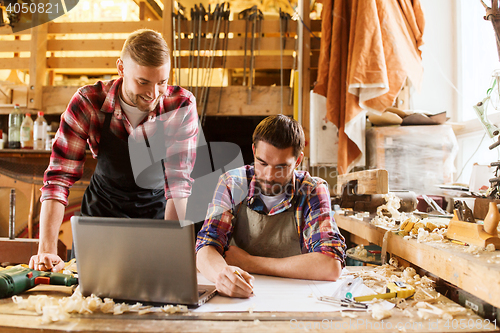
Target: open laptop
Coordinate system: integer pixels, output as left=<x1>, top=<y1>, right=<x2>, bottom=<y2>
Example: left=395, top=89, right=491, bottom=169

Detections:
left=71, top=216, right=217, bottom=307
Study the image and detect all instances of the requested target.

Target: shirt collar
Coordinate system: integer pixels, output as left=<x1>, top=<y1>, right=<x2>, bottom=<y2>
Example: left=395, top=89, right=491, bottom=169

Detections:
left=247, top=169, right=298, bottom=211
left=99, top=77, right=172, bottom=123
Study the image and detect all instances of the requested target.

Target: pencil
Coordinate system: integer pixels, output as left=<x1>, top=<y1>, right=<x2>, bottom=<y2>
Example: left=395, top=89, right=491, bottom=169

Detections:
left=234, top=270, right=244, bottom=279
left=234, top=270, right=254, bottom=295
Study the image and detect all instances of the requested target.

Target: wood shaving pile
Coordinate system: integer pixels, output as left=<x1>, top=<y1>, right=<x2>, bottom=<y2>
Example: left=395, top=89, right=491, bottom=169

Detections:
left=415, top=301, right=468, bottom=321
left=340, top=311, right=358, bottom=318
left=368, top=195, right=453, bottom=246
left=346, top=262, right=473, bottom=321
left=352, top=244, right=368, bottom=258
left=12, top=286, right=188, bottom=324
left=371, top=194, right=414, bottom=228
left=415, top=228, right=447, bottom=243
left=377, top=193, right=403, bottom=221
left=399, top=216, right=448, bottom=242
left=371, top=303, right=392, bottom=320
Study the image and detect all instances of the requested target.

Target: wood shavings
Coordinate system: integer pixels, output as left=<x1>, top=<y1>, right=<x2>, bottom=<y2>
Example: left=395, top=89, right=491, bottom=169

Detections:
left=388, top=257, right=399, bottom=268
left=12, top=295, right=57, bottom=314
left=402, top=267, right=416, bottom=279
left=354, top=212, right=370, bottom=219
left=398, top=215, right=449, bottom=243
left=395, top=298, right=410, bottom=310
left=378, top=193, right=402, bottom=220
left=370, top=194, right=413, bottom=228
left=160, top=304, right=188, bottom=314
left=417, top=228, right=445, bottom=243
left=100, top=298, right=116, bottom=314
left=341, top=311, right=358, bottom=318
left=347, top=265, right=473, bottom=324
left=486, top=244, right=496, bottom=252
left=416, top=308, right=431, bottom=320
left=353, top=244, right=368, bottom=258
left=418, top=276, right=436, bottom=289
left=371, top=304, right=392, bottom=320
left=464, top=245, right=483, bottom=255
left=402, top=308, right=415, bottom=318
left=12, top=286, right=189, bottom=323
left=415, top=301, right=469, bottom=320
left=138, top=307, right=155, bottom=315
left=40, top=305, right=70, bottom=324
left=113, top=303, right=129, bottom=315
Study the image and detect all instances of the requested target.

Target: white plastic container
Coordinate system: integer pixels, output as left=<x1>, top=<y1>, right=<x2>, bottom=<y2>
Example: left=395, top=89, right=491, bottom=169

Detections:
left=20, top=113, right=34, bottom=149
left=33, top=111, right=47, bottom=150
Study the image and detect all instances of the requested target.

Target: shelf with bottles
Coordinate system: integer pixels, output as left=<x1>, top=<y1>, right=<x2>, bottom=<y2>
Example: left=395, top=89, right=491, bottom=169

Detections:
left=0, top=113, right=60, bottom=150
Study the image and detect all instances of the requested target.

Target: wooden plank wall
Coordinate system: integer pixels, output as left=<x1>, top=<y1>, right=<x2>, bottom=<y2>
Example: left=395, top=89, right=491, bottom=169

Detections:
left=0, top=18, right=321, bottom=118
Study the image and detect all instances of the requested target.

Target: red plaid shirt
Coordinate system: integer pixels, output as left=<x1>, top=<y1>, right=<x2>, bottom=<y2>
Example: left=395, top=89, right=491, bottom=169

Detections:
left=41, top=78, right=199, bottom=206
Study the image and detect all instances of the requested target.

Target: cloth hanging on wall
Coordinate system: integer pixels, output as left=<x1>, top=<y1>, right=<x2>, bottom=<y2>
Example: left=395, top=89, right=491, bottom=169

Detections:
left=313, top=0, right=425, bottom=174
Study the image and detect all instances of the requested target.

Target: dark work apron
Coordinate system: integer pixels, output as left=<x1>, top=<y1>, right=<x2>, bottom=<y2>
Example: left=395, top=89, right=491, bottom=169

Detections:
left=80, top=112, right=166, bottom=219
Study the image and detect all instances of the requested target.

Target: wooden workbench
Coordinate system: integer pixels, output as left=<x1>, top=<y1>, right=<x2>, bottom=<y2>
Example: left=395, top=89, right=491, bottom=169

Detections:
left=0, top=278, right=497, bottom=332
left=335, top=213, right=500, bottom=309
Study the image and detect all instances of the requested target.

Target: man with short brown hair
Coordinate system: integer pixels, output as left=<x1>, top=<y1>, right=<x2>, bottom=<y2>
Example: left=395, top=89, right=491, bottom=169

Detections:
left=30, top=29, right=199, bottom=272
left=196, top=115, right=346, bottom=298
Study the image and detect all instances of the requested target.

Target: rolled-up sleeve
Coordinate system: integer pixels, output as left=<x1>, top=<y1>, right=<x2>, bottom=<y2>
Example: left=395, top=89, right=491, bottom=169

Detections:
left=41, top=91, right=91, bottom=206
left=195, top=170, right=248, bottom=254
left=162, top=97, right=199, bottom=199
left=302, top=182, right=347, bottom=267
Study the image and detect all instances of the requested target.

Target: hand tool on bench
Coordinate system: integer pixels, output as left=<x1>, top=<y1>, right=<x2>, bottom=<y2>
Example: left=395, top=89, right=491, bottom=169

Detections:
left=319, top=296, right=368, bottom=309
left=354, top=282, right=415, bottom=302
left=0, top=265, right=78, bottom=298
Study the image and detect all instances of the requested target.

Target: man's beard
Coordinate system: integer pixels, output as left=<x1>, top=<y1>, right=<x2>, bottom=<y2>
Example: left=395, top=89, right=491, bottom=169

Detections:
left=255, top=178, right=292, bottom=196
left=124, top=88, right=162, bottom=112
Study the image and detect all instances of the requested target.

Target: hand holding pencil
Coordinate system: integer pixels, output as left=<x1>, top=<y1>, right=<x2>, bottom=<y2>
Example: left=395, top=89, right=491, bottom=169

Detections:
left=234, top=269, right=255, bottom=296
left=214, top=266, right=254, bottom=298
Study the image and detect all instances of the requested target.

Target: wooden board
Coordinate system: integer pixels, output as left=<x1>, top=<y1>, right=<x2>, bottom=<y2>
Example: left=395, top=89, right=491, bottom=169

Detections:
left=0, top=238, right=66, bottom=264
left=0, top=281, right=494, bottom=332
left=336, top=169, right=389, bottom=195
left=0, top=86, right=293, bottom=116
left=335, top=213, right=500, bottom=308
left=0, top=20, right=306, bottom=36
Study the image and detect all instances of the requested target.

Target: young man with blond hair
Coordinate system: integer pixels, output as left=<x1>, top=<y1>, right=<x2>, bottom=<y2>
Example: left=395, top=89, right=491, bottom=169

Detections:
left=30, top=29, right=198, bottom=272
left=196, top=115, right=346, bottom=298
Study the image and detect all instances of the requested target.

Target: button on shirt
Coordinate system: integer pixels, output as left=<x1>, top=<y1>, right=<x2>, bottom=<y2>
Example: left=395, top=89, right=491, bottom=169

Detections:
left=41, top=78, right=199, bottom=206
left=196, top=165, right=347, bottom=266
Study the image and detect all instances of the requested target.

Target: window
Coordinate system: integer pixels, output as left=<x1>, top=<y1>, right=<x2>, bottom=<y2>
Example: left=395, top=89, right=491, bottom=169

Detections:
left=459, top=0, right=500, bottom=121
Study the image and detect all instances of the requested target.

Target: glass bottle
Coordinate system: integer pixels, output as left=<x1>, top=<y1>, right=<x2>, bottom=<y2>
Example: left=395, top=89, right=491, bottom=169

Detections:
left=8, top=104, right=23, bottom=149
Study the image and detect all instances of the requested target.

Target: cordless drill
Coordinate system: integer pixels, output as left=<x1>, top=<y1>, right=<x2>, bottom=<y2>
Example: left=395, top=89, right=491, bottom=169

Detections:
left=0, top=265, right=78, bottom=298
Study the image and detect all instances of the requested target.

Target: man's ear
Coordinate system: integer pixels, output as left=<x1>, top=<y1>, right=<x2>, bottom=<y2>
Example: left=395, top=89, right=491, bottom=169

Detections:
left=117, top=58, right=124, bottom=77
left=252, top=143, right=255, bottom=156
left=295, top=151, right=304, bottom=169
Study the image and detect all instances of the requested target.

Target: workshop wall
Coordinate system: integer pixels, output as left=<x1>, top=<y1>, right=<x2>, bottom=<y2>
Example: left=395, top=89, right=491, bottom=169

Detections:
left=411, top=0, right=458, bottom=121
